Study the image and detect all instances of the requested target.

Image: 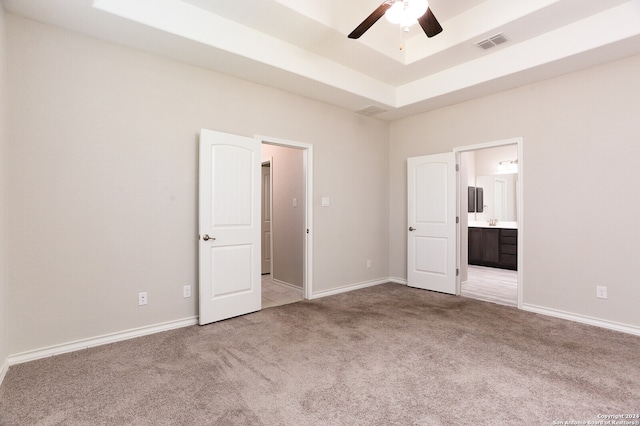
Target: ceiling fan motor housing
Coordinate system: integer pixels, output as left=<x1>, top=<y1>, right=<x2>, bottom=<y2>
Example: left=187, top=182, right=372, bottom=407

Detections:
left=348, top=0, right=442, bottom=40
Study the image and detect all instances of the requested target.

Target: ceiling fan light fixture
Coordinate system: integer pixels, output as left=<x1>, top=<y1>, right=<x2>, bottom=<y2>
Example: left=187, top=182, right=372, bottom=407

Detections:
left=406, top=0, right=428, bottom=20
left=385, top=0, right=428, bottom=27
left=347, top=0, right=440, bottom=40
left=385, top=2, right=404, bottom=24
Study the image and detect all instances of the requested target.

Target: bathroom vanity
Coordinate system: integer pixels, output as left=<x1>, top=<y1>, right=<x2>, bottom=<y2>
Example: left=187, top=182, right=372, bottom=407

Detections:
left=468, top=224, right=518, bottom=270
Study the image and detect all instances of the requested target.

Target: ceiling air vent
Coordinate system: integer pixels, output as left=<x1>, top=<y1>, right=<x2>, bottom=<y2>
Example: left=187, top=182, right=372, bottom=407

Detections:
left=474, top=33, right=508, bottom=50
left=356, top=105, right=387, bottom=116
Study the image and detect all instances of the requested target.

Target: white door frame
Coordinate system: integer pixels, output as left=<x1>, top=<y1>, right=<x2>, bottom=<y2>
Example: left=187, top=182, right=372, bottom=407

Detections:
left=256, top=135, right=313, bottom=300
left=454, top=137, right=524, bottom=308
left=261, top=159, right=273, bottom=275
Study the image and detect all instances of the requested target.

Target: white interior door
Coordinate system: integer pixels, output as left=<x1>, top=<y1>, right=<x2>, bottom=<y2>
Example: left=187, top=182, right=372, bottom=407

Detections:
left=199, top=129, right=261, bottom=325
left=407, top=152, right=457, bottom=294
left=261, top=163, right=272, bottom=274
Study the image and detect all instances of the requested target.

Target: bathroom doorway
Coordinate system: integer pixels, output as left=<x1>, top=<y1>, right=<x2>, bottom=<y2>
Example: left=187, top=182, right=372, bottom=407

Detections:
left=457, top=139, right=523, bottom=307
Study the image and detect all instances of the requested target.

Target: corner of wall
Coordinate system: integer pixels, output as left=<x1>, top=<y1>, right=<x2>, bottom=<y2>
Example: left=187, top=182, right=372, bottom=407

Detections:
left=0, top=358, right=8, bottom=387
left=0, top=2, right=10, bottom=386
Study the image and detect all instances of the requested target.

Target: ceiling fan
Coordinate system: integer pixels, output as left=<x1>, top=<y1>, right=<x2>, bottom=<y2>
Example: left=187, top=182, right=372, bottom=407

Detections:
left=348, top=0, right=443, bottom=39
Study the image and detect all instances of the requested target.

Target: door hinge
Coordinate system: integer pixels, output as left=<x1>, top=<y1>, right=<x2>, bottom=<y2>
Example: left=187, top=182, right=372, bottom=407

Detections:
left=456, top=268, right=460, bottom=276
left=306, top=229, right=309, bottom=234
left=456, top=216, right=459, bottom=224
left=456, top=164, right=460, bottom=171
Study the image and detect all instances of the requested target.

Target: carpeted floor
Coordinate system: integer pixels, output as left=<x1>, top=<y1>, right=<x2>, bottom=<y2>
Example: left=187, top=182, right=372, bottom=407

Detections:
left=1, top=283, right=639, bottom=425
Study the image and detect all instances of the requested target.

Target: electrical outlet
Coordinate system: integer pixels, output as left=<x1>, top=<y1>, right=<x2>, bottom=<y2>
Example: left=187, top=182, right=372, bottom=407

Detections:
left=138, top=292, right=148, bottom=306
left=183, top=285, right=192, bottom=298
left=367, top=260, right=372, bottom=269
left=596, top=286, right=607, bottom=299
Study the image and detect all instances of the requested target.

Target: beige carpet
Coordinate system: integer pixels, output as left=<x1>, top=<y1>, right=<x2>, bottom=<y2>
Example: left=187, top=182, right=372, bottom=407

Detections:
left=1, top=283, right=639, bottom=425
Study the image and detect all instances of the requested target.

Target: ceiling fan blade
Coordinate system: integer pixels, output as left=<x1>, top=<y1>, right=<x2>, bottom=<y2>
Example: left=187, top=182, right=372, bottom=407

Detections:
left=417, top=8, right=443, bottom=38
left=348, top=2, right=392, bottom=39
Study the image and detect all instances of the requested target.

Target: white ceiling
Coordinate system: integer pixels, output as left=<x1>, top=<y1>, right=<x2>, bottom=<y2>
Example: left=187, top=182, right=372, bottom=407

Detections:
left=3, top=0, right=640, bottom=120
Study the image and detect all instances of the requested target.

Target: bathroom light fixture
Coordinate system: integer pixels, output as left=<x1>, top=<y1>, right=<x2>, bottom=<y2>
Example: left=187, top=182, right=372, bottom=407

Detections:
left=497, top=160, right=518, bottom=172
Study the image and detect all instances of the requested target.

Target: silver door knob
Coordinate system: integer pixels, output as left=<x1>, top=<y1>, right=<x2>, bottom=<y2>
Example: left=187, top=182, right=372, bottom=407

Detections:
left=202, top=234, right=216, bottom=241
left=409, top=227, right=416, bottom=231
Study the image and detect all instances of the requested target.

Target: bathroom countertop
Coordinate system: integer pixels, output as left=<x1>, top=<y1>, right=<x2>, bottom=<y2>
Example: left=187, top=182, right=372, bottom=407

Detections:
left=468, top=221, right=518, bottom=229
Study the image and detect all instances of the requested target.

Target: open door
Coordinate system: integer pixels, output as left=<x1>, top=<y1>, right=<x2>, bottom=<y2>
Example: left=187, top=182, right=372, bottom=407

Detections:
left=407, top=152, right=457, bottom=294
left=199, top=129, right=261, bottom=325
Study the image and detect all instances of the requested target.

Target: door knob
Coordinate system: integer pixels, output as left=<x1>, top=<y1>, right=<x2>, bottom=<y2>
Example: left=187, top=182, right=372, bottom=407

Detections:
left=202, top=234, right=216, bottom=241
left=409, top=227, right=416, bottom=231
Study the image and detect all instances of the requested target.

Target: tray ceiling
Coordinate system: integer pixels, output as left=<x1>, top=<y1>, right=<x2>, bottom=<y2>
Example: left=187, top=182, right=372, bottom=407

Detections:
left=3, top=0, right=640, bottom=120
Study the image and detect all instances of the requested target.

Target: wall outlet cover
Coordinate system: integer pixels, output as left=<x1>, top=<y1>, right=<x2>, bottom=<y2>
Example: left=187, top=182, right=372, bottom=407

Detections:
left=596, top=286, right=607, bottom=299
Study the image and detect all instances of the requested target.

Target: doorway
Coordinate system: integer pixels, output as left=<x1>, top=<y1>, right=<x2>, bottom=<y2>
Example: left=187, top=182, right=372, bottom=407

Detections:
left=259, top=136, right=313, bottom=306
left=261, top=162, right=272, bottom=275
left=456, top=138, right=523, bottom=308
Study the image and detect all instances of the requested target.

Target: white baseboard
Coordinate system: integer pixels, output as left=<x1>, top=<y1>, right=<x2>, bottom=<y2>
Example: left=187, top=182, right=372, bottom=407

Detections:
left=5, top=291, right=637, bottom=374
left=271, top=278, right=302, bottom=291
left=352, top=278, right=640, bottom=336
left=310, top=277, right=390, bottom=299
left=0, top=356, right=8, bottom=387
left=521, top=304, right=640, bottom=336
left=7, top=316, right=198, bottom=367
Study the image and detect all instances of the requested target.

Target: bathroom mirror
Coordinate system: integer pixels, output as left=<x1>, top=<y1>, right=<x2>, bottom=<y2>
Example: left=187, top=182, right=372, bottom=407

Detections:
left=474, top=173, right=517, bottom=222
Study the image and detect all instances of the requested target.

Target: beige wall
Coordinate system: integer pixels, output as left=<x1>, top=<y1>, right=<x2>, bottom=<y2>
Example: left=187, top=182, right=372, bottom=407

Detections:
left=6, top=15, right=390, bottom=354
left=5, top=10, right=639, bottom=358
left=0, top=4, right=8, bottom=368
left=261, top=144, right=304, bottom=288
left=473, top=145, right=518, bottom=177
left=390, top=53, right=640, bottom=328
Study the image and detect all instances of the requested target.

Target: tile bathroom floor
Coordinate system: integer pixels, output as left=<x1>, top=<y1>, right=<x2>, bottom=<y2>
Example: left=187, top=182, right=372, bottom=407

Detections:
left=461, top=265, right=517, bottom=307
left=261, top=274, right=303, bottom=309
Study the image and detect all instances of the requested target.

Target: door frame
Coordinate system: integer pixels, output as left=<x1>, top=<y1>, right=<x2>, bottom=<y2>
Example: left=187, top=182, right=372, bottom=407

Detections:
left=256, top=135, right=313, bottom=300
left=261, top=159, right=273, bottom=275
left=454, top=137, right=524, bottom=308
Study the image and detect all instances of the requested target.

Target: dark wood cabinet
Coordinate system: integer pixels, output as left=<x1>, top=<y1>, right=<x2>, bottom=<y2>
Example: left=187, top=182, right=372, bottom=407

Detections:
left=468, top=228, right=483, bottom=265
left=468, top=227, right=517, bottom=270
left=499, top=229, right=518, bottom=270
